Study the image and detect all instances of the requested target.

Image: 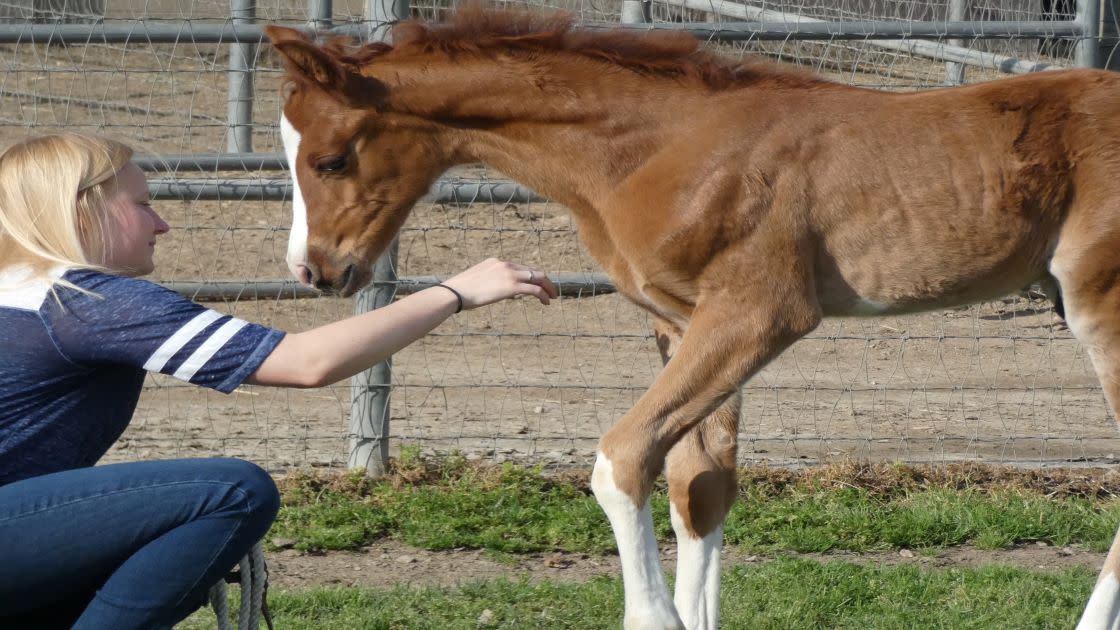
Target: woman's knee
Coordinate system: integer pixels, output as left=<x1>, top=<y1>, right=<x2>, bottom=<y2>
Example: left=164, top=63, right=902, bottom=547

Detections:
left=198, top=458, right=280, bottom=527
left=232, top=459, right=280, bottom=525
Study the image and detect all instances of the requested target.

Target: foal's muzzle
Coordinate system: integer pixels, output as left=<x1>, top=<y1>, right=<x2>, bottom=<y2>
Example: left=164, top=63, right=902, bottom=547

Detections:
left=300, top=251, right=366, bottom=297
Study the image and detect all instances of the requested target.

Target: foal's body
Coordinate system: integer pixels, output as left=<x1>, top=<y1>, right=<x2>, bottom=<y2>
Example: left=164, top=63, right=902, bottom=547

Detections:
left=576, top=76, right=1078, bottom=321
left=266, top=11, right=1120, bottom=628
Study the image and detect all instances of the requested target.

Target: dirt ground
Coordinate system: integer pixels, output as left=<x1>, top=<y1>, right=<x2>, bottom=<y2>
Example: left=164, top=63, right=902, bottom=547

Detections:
left=2, top=6, right=1112, bottom=608
left=1, top=24, right=1108, bottom=473
left=99, top=189, right=1114, bottom=472
left=265, top=539, right=1107, bottom=590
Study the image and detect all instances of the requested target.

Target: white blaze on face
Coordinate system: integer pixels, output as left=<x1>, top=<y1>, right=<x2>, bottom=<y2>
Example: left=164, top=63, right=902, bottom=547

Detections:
left=280, top=114, right=310, bottom=283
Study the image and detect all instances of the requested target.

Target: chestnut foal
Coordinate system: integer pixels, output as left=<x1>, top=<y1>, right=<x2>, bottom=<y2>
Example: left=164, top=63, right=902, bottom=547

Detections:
left=266, top=8, right=1120, bottom=629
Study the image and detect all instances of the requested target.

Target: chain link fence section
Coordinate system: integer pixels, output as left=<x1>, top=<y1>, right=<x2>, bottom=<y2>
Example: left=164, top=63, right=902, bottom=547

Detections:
left=0, top=0, right=1114, bottom=472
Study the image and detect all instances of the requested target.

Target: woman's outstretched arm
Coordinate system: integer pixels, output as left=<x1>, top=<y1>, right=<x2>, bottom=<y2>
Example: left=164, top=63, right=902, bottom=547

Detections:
left=246, top=258, right=558, bottom=388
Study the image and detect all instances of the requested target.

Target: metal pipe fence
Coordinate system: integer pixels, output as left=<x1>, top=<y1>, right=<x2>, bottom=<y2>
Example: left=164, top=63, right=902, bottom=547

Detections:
left=1, top=0, right=1115, bottom=473
left=0, top=19, right=1088, bottom=42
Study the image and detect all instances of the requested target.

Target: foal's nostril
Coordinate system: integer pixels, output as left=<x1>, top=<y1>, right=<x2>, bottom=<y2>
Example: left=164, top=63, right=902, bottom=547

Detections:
left=340, top=264, right=355, bottom=290
left=296, top=263, right=323, bottom=289
left=295, top=264, right=314, bottom=287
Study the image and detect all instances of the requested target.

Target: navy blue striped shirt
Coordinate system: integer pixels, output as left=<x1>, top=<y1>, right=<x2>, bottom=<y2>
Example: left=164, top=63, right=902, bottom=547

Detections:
left=0, top=267, right=285, bottom=486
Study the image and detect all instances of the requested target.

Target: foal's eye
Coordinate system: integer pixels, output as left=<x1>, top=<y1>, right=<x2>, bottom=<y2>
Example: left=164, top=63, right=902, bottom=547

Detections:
left=314, top=155, right=348, bottom=173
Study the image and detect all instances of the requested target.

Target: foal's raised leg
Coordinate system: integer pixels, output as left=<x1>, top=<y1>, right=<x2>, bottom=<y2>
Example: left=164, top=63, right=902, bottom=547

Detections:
left=1050, top=225, right=1120, bottom=630
left=592, top=277, right=820, bottom=630
left=653, top=317, right=740, bottom=630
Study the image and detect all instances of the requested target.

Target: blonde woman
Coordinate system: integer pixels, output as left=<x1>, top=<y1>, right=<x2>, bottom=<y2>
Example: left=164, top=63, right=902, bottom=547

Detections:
left=0, top=133, right=557, bottom=629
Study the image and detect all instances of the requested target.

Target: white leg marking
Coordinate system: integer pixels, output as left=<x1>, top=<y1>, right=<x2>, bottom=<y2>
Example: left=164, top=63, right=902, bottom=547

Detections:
left=1078, top=573, right=1120, bottom=630
left=1053, top=263, right=1120, bottom=630
left=591, top=452, right=683, bottom=630
left=1049, top=257, right=1091, bottom=341
left=848, top=298, right=890, bottom=316
left=669, top=503, right=722, bottom=630
left=280, top=114, right=309, bottom=280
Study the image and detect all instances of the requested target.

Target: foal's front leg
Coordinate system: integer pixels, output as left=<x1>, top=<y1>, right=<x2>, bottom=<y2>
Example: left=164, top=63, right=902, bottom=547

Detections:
left=592, top=290, right=820, bottom=630
left=651, top=317, right=741, bottom=630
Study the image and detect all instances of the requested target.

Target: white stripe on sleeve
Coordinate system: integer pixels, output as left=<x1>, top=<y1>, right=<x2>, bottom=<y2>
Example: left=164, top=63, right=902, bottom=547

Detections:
left=143, top=310, right=223, bottom=373
left=173, top=317, right=250, bottom=382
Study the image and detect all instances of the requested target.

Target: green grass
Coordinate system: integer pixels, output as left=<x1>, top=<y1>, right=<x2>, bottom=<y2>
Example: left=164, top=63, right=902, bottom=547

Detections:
left=272, top=462, right=612, bottom=553
left=724, top=484, right=1118, bottom=552
left=181, top=559, right=1096, bottom=629
left=269, top=459, right=1120, bottom=555
left=183, top=461, right=1117, bottom=628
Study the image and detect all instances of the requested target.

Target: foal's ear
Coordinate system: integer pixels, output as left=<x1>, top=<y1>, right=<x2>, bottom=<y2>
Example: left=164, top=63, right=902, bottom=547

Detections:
left=263, top=25, right=309, bottom=45
left=266, top=25, right=347, bottom=89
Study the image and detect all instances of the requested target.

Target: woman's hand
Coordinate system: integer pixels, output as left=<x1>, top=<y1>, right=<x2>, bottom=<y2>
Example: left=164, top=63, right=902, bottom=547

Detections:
left=441, top=258, right=559, bottom=309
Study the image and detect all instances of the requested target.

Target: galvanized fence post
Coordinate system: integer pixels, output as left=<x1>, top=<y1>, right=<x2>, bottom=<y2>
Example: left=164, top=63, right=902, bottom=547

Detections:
left=308, top=0, right=332, bottom=30
left=227, top=0, right=255, bottom=152
left=349, top=243, right=398, bottom=476
left=1106, top=0, right=1120, bottom=70
left=621, top=0, right=650, bottom=24
left=347, top=0, right=410, bottom=477
left=944, top=0, right=967, bottom=85
left=1075, top=0, right=1102, bottom=67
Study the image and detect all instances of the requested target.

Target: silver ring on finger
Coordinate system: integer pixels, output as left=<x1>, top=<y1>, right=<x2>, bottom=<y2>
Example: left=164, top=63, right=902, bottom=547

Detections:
left=527, top=270, right=535, bottom=283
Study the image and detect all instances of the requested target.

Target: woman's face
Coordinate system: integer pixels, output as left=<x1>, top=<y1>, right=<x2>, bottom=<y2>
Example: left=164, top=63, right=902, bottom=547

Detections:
left=101, top=162, right=169, bottom=277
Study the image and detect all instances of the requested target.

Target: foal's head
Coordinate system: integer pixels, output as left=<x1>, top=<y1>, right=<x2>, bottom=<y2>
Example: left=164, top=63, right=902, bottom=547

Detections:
left=266, top=26, right=451, bottom=295
left=267, top=7, right=763, bottom=294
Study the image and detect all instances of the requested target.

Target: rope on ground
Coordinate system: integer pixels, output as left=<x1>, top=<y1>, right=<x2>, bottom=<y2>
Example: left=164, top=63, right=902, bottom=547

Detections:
left=208, top=541, right=273, bottom=630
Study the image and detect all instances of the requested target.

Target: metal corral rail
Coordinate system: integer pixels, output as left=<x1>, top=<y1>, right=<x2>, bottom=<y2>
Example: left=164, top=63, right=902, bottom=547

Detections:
left=0, top=0, right=1109, bottom=473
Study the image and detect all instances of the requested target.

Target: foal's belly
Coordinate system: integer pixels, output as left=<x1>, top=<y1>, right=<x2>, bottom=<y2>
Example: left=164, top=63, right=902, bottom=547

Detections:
left=816, top=223, right=1056, bottom=317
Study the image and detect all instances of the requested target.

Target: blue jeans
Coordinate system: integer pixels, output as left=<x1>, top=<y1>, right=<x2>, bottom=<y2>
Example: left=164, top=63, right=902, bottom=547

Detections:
left=0, top=458, right=280, bottom=629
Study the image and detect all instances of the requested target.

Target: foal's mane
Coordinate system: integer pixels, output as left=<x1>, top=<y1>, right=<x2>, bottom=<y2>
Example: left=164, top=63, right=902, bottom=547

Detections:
left=326, top=5, right=824, bottom=91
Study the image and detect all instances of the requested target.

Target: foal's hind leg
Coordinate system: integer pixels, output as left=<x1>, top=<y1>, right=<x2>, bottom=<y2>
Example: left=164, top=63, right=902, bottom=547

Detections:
left=654, top=318, right=740, bottom=630
left=666, top=396, right=739, bottom=630
left=1050, top=227, right=1120, bottom=629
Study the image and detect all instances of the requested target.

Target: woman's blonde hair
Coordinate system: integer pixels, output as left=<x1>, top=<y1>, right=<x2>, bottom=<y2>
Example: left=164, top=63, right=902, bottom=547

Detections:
left=0, top=133, right=133, bottom=286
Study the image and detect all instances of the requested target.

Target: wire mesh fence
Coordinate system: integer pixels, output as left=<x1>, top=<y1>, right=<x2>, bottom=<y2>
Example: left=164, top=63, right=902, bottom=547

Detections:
left=1, top=0, right=1114, bottom=472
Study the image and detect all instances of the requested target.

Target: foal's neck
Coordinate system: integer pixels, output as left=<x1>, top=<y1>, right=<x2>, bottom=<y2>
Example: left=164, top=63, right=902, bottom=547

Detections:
left=370, top=54, right=697, bottom=214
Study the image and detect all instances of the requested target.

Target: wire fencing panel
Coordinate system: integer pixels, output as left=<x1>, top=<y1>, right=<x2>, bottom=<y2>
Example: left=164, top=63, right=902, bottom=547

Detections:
left=1, top=0, right=356, bottom=469
left=0, top=0, right=1112, bottom=472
